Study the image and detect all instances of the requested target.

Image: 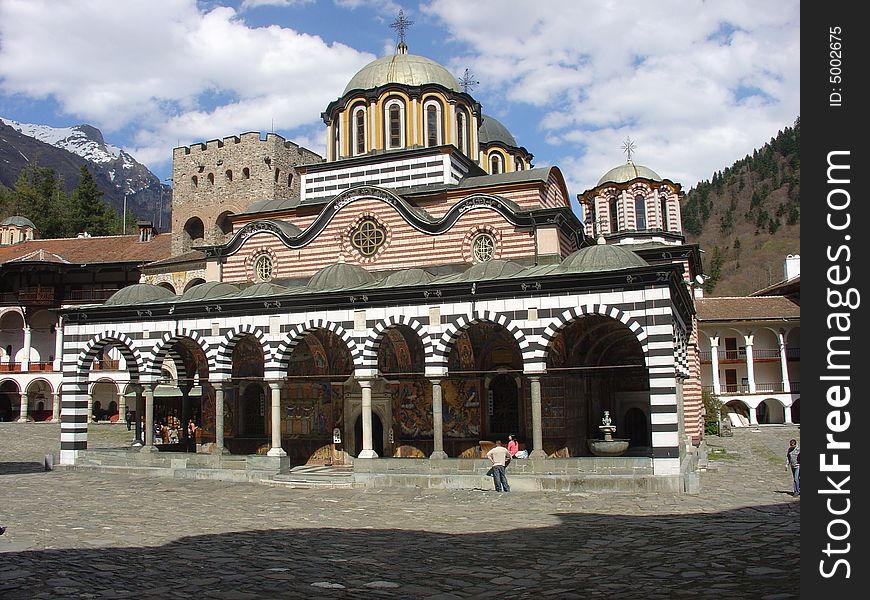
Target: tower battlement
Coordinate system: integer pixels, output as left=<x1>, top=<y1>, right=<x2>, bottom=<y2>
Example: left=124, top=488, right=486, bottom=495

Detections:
left=170, top=132, right=322, bottom=256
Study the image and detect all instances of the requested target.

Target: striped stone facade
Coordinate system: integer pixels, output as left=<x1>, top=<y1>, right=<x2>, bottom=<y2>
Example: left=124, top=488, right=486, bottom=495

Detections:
left=59, top=283, right=684, bottom=477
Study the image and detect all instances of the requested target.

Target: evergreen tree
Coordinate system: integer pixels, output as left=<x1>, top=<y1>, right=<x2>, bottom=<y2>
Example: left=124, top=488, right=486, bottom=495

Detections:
left=69, top=166, right=115, bottom=236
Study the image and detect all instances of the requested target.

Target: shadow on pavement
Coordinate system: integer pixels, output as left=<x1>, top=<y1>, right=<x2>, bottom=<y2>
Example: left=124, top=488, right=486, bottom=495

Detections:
left=0, top=505, right=800, bottom=599
left=0, top=461, right=47, bottom=475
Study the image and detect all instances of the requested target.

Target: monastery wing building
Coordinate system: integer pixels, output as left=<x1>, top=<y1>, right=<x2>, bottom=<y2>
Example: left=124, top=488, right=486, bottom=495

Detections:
left=54, top=41, right=706, bottom=491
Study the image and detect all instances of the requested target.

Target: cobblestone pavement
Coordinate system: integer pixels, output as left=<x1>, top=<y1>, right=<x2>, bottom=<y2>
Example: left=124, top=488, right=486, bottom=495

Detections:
left=0, top=422, right=800, bottom=599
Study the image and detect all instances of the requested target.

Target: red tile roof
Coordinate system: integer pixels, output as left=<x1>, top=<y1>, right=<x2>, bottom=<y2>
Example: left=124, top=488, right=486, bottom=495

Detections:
left=0, top=233, right=171, bottom=266
left=695, top=296, right=800, bottom=321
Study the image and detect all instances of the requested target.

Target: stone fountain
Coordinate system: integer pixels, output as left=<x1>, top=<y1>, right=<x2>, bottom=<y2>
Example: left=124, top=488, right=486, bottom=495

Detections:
left=587, top=411, right=630, bottom=456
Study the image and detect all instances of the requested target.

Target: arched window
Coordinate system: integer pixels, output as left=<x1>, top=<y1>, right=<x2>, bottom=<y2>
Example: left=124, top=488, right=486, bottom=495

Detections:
left=207, top=173, right=214, bottom=185
left=274, top=168, right=281, bottom=183
left=287, top=172, right=293, bottom=187
left=254, top=254, right=273, bottom=282
left=225, top=169, right=233, bottom=182
left=634, top=194, right=647, bottom=230
left=659, top=193, right=669, bottom=230
left=352, top=105, right=366, bottom=156
left=242, top=167, right=250, bottom=179
left=424, top=99, right=443, bottom=147
left=191, top=175, right=198, bottom=187
left=385, top=99, right=405, bottom=150
left=609, top=195, right=620, bottom=233
left=332, top=120, right=340, bottom=159
left=516, top=157, right=524, bottom=171
left=456, top=107, right=469, bottom=155
left=489, top=153, right=503, bottom=175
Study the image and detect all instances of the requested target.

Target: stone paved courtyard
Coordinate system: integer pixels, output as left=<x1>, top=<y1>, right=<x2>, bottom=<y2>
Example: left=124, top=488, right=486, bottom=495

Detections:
left=0, top=422, right=800, bottom=599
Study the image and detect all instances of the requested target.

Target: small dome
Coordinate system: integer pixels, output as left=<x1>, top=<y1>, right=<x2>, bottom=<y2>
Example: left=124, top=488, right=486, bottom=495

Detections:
left=344, top=52, right=461, bottom=95
left=104, top=284, right=175, bottom=306
left=382, top=268, right=434, bottom=287
left=597, top=161, right=662, bottom=186
left=462, top=259, right=525, bottom=281
left=308, top=261, right=376, bottom=292
left=478, top=114, right=518, bottom=148
left=558, top=244, right=649, bottom=273
left=234, top=282, right=297, bottom=298
left=179, top=281, right=239, bottom=301
left=1, top=215, right=37, bottom=229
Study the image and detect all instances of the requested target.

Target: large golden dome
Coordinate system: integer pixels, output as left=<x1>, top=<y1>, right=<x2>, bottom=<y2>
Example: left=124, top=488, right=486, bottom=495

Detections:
left=343, top=49, right=461, bottom=95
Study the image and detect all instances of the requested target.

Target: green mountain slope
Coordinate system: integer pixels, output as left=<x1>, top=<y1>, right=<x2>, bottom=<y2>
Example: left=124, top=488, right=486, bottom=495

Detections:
left=681, top=118, right=800, bottom=296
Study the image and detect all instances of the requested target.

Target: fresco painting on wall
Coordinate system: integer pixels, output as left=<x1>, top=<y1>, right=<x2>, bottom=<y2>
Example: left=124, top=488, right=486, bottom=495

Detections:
left=442, top=379, right=481, bottom=438
left=448, top=331, right=476, bottom=373
left=392, top=379, right=432, bottom=439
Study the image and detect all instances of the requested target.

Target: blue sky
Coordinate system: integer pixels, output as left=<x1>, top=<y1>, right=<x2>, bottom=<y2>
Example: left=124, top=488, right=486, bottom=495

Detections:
left=0, top=0, right=800, bottom=213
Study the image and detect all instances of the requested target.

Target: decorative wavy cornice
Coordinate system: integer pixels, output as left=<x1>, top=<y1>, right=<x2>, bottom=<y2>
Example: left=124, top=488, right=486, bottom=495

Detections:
left=211, top=186, right=581, bottom=258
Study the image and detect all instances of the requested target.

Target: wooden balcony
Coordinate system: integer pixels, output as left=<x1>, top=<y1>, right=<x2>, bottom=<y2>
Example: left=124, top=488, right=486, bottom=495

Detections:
left=17, top=286, right=56, bottom=304
left=66, top=288, right=120, bottom=303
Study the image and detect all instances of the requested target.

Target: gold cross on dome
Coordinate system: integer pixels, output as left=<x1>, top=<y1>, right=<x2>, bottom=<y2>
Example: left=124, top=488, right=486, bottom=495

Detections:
left=621, top=137, right=637, bottom=161
left=390, top=9, right=414, bottom=45
left=459, top=68, right=479, bottom=93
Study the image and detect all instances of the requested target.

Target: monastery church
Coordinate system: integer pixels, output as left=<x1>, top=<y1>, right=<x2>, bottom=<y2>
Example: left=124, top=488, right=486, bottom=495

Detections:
left=54, top=33, right=705, bottom=491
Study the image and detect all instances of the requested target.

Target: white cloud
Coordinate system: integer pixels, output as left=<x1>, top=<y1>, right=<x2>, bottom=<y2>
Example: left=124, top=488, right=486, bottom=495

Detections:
left=0, top=0, right=372, bottom=173
left=241, top=0, right=314, bottom=8
left=334, top=0, right=402, bottom=14
left=422, top=0, right=800, bottom=192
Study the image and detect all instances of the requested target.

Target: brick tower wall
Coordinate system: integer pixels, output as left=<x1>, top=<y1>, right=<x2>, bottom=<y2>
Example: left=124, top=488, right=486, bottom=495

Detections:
left=170, top=132, right=323, bottom=255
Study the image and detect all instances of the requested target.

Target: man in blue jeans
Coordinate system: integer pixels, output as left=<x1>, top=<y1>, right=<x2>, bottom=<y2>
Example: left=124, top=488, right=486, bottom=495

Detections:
left=786, top=438, right=800, bottom=496
left=486, top=440, right=511, bottom=492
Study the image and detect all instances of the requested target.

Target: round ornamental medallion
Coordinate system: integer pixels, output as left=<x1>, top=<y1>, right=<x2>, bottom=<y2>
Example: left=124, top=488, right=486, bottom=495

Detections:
left=350, top=219, right=386, bottom=257
left=254, top=254, right=273, bottom=281
left=471, top=232, right=496, bottom=263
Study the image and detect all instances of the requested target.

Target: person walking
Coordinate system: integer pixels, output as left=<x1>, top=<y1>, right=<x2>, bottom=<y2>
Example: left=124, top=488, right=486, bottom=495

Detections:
left=486, top=440, right=511, bottom=492
left=125, top=409, right=133, bottom=431
left=786, top=438, right=800, bottom=496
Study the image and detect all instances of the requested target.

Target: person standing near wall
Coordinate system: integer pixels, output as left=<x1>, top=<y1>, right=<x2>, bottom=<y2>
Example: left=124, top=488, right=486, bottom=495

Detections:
left=786, top=438, right=800, bottom=496
left=486, top=440, right=511, bottom=492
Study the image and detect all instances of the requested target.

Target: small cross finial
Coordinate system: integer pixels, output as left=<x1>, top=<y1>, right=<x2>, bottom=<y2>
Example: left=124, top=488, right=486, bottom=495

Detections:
left=390, top=9, right=414, bottom=46
left=459, top=68, right=479, bottom=93
left=621, top=137, right=637, bottom=162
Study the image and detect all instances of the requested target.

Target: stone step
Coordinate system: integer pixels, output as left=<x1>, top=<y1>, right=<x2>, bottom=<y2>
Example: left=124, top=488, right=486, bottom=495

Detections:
left=267, top=464, right=355, bottom=488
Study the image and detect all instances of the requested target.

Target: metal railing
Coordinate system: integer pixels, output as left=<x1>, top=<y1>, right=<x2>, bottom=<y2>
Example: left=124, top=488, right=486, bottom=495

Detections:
left=704, top=381, right=800, bottom=395
left=699, top=347, right=799, bottom=362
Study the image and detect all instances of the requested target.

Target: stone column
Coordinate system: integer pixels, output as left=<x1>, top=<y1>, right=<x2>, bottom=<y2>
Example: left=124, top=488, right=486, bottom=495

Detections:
left=117, top=393, right=127, bottom=425
left=21, top=325, right=32, bottom=371
left=53, top=316, right=64, bottom=372
left=529, top=376, right=546, bottom=459
left=180, top=387, right=191, bottom=446
left=744, top=335, right=756, bottom=394
left=215, top=384, right=226, bottom=452
left=430, top=379, right=447, bottom=459
left=85, top=393, right=94, bottom=423
left=778, top=332, right=791, bottom=394
left=748, top=404, right=759, bottom=425
left=358, top=380, right=377, bottom=458
left=709, top=336, right=721, bottom=395
left=142, top=384, right=156, bottom=450
left=267, top=383, right=286, bottom=457
left=132, top=388, right=144, bottom=446
left=17, top=392, right=28, bottom=422
left=51, top=392, right=61, bottom=422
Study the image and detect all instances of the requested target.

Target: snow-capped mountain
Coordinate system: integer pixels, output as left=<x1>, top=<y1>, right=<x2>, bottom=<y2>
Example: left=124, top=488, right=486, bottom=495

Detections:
left=0, top=117, right=170, bottom=228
